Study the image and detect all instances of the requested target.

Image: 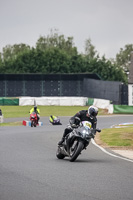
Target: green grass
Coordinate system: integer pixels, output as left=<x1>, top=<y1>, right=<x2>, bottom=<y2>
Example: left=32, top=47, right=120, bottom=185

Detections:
left=0, top=121, right=22, bottom=126
left=0, top=105, right=108, bottom=118
left=100, top=127, right=133, bottom=147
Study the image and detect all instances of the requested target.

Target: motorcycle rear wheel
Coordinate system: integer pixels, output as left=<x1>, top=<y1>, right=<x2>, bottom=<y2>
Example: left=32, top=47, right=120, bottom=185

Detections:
left=70, top=141, right=84, bottom=162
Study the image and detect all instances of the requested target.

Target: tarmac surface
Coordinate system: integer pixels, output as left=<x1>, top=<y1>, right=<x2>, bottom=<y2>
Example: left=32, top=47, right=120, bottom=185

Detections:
left=0, top=115, right=133, bottom=200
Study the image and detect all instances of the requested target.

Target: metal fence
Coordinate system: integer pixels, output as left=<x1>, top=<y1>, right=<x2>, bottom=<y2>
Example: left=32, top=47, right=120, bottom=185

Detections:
left=83, top=79, right=127, bottom=105
left=0, top=73, right=128, bottom=104
left=0, top=74, right=100, bottom=97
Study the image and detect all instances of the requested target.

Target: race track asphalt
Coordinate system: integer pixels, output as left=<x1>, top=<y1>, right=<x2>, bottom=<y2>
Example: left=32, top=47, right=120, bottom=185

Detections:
left=0, top=115, right=133, bottom=200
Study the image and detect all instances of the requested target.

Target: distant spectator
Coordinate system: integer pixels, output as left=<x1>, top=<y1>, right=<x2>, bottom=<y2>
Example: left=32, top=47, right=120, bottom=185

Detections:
left=0, top=109, right=2, bottom=116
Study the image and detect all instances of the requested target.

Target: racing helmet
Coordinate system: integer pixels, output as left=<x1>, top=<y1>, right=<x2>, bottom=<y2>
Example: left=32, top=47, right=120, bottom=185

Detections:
left=88, top=106, right=98, bottom=119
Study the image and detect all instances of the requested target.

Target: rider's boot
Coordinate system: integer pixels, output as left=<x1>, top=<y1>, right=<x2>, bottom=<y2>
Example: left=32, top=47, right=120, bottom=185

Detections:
left=58, top=137, right=65, bottom=145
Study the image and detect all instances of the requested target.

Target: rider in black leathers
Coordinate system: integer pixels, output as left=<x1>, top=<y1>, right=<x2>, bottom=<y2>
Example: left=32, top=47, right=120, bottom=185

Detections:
left=58, top=106, right=98, bottom=145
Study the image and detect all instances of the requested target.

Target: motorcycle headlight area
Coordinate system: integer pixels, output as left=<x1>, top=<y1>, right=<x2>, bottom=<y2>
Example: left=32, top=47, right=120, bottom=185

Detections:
left=84, top=130, right=92, bottom=139
left=77, top=131, right=83, bottom=137
left=78, top=130, right=89, bottom=138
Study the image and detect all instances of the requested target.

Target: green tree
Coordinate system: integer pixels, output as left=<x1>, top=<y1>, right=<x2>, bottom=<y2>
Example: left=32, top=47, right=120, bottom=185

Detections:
left=36, top=29, right=78, bottom=56
left=2, top=48, right=71, bottom=74
left=0, top=52, right=2, bottom=66
left=41, top=48, right=71, bottom=73
left=0, top=53, right=3, bottom=71
left=85, top=56, right=127, bottom=83
left=2, top=44, right=31, bottom=62
left=0, top=31, right=128, bottom=84
left=10, top=48, right=45, bottom=73
left=84, top=38, right=98, bottom=59
left=115, top=44, right=133, bottom=73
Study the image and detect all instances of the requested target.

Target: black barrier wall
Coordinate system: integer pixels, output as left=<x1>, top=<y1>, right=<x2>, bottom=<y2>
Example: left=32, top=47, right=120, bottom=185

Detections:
left=0, top=74, right=128, bottom=104
left=83, top=79, right=127, bottom=104
left=0, top=73, right=100, bottom=97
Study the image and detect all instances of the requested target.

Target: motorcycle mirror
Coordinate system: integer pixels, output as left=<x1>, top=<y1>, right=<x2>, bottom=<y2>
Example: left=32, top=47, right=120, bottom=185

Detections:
left=96, top=128, right=101, bottom=132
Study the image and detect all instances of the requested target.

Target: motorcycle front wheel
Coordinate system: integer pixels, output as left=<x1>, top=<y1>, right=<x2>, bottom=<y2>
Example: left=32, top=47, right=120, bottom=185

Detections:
left=31, top=121, right=34, bottom=127
left=70, top=140, right=84, bottom=162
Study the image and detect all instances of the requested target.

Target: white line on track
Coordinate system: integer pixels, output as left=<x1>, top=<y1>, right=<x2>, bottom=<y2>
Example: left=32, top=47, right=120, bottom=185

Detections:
left=91, top=139, right=133, bottom=163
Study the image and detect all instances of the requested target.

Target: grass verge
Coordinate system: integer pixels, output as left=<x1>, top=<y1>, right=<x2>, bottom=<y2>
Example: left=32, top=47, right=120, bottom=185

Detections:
left=0, top=105, right=108, bottom=118
left=95, top=126, right=133, bottom=149
left=0, top=121, right=22, bottom=126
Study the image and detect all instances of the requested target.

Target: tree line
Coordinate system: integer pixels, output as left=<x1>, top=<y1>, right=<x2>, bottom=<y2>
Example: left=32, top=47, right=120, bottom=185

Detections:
left=0, top=30, right=133, bottom=84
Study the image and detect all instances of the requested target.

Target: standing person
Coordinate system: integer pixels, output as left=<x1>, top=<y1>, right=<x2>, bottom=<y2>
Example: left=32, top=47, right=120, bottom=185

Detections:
left=58, top=106, right=98, bottom=145
left=0, top=109, right=2, bottom=116
left=0, top=108, right=3, bottom=123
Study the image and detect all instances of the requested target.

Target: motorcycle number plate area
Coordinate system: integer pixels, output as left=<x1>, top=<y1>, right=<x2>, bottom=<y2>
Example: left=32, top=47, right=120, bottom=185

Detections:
left=82, top=121, right=92, bottom=129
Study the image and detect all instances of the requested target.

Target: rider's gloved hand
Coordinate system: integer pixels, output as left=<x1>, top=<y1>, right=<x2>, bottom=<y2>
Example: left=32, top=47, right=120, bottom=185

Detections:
left=71, top=124, right=77, bottom=128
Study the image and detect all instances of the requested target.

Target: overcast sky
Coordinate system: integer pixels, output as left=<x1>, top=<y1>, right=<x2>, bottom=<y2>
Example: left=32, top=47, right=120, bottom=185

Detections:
left=0, top=0, right=133, bottom=59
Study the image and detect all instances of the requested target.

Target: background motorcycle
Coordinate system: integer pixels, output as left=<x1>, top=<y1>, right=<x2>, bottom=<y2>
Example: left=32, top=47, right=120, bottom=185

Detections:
left=49, top=115, right=62, bottom=125
left=52, top=117, right=62, bottom=125
left=30, top=112, right=38, bottom=127
left=56, top=121, right=101, bottom=162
